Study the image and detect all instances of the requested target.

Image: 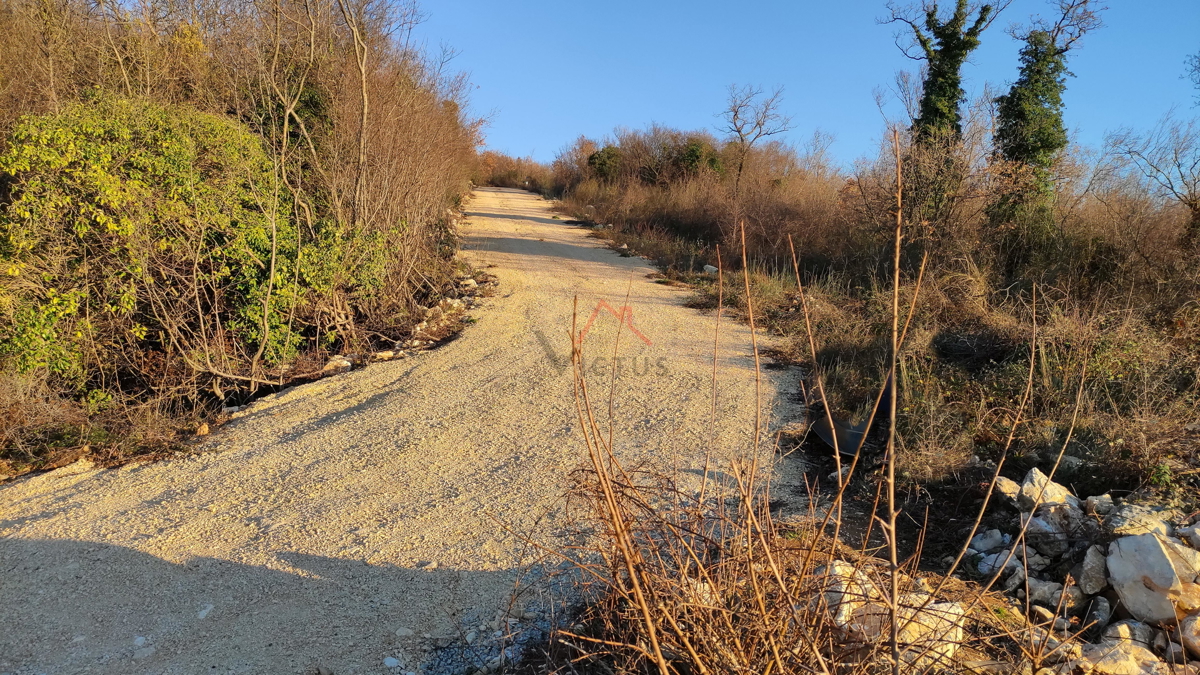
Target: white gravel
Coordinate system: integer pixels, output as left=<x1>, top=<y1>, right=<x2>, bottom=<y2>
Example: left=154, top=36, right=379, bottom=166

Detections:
left=0, top=187, right=801, bottom=674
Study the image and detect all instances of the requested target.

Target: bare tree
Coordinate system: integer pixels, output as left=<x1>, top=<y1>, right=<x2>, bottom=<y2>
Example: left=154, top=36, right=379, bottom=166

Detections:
left=1011, top=0, right=1104, bottom=50
left=720, top=84, right=791, bottom=198
left=1188, top=51, right=1200, bottom=106
left=1111, top=114, right=1200, bottom=245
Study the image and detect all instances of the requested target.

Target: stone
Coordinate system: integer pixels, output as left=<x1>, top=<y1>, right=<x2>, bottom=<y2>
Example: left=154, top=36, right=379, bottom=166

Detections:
left=1026, top=512, right=1072, bottom=557
left=979, top=549, right=1020, bottom=576
left=703, top=264, right=719, bottom=274
left=687, top=579, right=720, bottom=606
left=995, top=476, right=1022, bottom=506
left=1014, top=544, right=1053, bottom=572
left=460, top=278, right=477, bottom=289
left=970, top=529, right=1009, bottom=554
left=197, top=604, right=213, bottom=619
left=1019, top=468, right=1082, bottom=510
left=1032, top=605, right=1056, bottom=623
left=1106, top=504, right=1172, bottom=537
left=1059, top=455, right=1085, bottom=471
left=134, top=636, right=147, bottom=647
left=395, top=627, right=414, bottom=637
left=1053, top=586, right=1086, bottom=615
left=1182, top=613, right=1200, bottom=660
left=195, top=423, right=210, bottom=436
left=1004, top=566, right=1027, bottom=592
left=322, top=359, right=351, bottom=375
left=132, top=646, right=156, bottom=659
left=1165, top=540, right=1200, bottom=581
left=843, top=600, right=965, bottom=668
left=375, top=350, right=396, bottom=360
left=1080, top=640, right=1168, bottom=675
left=465, top=631, right=477, bottom=645
left=1084, top=596, right=1113, bottom=637
left=1178, top=525, right=1200, bottom=550
left=1164, top=641, right=1188, bottom=665
left=384, top=656, right=401, bottom=668
left=1103, top=620, right=1155, bottom=648
left=1028, top=578, right=1064, bottom=607
left=812, top=561, right=877, bottom=627
left=1087, top=494, right=1116, bottom=516
left=1108, top=534, right=1184, bottom=624
left=1080, top=544, right=1110, bottom=595
left=1177, top=582, right=1200, bottom=615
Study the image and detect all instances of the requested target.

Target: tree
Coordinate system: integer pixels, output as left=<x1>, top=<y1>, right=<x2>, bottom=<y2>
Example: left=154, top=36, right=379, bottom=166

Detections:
left=994, top=1, right=1102, bottom=177
left=887, top=0, right=1009, bottom=142
left=1188, top=51, right=1200, bottom=106
left=1112, top=114, right=1200, bottom=246
left=992, top=0, right=1103, bottom=235
left=720, top=84, right=791, bottom=198
left=587, top=145, right=623, bottom=182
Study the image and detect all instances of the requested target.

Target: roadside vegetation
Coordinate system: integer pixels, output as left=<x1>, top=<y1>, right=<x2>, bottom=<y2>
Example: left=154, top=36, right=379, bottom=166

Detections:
left=0, top=0, right=480, bottom=477
left=484, top=0, right=1199, bottom=495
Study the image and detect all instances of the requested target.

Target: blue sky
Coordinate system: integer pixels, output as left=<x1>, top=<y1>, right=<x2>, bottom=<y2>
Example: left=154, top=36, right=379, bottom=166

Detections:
left=417, top=1, right=1200, bottom=167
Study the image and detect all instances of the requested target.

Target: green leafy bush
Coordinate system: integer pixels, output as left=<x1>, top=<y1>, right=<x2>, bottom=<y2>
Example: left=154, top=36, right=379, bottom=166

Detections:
left=0, top=95, right=302, bottom=395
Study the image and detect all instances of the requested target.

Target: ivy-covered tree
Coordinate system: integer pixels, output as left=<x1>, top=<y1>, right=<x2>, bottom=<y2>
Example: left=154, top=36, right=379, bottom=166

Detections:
left=994, top=1, right=1102, bottom=185
left=991, top=0, right=1102, bottom=244
left=994, top=31, right=1069, bottom=188
left=888, top=0, right=1007, bottom=142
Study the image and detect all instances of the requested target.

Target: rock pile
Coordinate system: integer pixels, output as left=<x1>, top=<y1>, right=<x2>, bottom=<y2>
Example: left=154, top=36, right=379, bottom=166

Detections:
left=318, top=281, right=488, bottom=375
left=970, top=468, right=1200, bottom=673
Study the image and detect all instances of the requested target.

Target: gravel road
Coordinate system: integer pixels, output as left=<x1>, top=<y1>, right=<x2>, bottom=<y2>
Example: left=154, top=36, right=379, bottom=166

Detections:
left=0, top=188, right=801, bottom=675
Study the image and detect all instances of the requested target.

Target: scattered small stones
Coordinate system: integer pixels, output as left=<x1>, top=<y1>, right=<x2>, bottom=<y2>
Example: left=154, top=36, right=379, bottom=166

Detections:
left=132, top=645, right=156, bottom=659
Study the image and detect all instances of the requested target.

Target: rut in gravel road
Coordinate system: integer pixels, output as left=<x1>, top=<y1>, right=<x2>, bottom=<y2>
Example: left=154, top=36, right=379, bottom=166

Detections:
left=0, top=187, right=803, bottom=675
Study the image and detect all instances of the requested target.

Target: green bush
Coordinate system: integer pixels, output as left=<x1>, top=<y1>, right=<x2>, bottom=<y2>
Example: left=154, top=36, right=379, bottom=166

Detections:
left=0, top=95, right=304, bottom=395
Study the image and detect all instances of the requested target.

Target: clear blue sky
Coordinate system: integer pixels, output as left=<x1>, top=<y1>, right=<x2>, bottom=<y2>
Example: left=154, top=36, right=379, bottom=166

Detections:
left=416, top=0, right=1200, bottom=167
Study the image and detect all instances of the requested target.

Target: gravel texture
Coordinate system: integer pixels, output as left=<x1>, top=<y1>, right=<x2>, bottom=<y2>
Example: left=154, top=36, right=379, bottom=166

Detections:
left=0, top=187, right=800, bottom=674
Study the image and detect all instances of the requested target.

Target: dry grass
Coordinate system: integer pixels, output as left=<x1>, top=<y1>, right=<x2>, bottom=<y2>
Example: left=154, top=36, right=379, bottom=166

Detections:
left=515, top=214, right=1106, bottom=674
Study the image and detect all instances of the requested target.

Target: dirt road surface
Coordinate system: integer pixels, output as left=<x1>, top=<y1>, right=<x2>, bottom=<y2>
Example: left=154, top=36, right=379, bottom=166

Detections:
left=0, top=188, right=800, bottom=674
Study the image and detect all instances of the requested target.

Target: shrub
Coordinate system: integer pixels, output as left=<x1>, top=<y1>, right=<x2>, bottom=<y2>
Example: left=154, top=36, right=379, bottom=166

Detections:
left=0, top=96, right=304, bottom=398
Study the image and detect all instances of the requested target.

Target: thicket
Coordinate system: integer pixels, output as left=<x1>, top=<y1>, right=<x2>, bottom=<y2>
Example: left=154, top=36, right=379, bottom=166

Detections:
left=0, top=0, right=479, bottom=476
left=484, top=0, right=1199, bottom=489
